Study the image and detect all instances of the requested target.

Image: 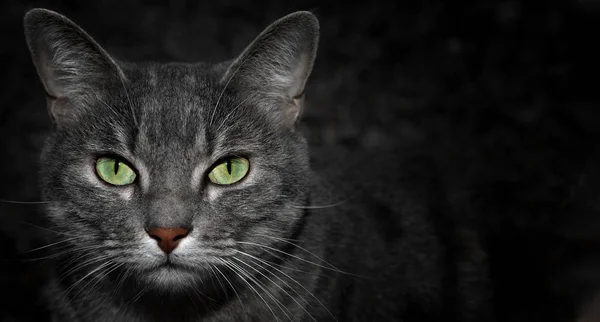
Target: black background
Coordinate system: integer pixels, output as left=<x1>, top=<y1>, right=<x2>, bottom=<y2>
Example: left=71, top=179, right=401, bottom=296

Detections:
left=0, top=1, right=598, bottom=321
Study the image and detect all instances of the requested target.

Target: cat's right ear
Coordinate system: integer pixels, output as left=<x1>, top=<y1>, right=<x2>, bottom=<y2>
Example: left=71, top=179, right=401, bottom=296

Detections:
left=23, top=8, right=124, bottom=125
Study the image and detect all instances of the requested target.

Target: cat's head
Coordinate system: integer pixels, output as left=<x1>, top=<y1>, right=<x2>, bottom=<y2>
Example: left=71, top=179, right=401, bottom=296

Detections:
left=24, top=8, right=318, bottom=290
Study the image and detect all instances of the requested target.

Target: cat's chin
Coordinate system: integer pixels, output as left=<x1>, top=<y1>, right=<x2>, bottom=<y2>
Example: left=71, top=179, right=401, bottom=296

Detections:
left=140, top=265, right=202, bottom=291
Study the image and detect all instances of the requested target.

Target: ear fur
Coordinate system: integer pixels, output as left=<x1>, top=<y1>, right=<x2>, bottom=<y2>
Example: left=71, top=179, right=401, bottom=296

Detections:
left=222, top=11, right=319, bottom=127
left=24, top=8, right=125, bottom=125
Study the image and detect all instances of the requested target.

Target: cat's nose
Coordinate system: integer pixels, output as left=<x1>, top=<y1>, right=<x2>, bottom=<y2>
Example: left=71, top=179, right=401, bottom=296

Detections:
left=146, top=227, right=190, bottom=254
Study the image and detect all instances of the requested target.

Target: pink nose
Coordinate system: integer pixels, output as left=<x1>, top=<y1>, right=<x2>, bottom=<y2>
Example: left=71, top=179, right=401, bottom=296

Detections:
left=147, top=227, right=190, bottom=253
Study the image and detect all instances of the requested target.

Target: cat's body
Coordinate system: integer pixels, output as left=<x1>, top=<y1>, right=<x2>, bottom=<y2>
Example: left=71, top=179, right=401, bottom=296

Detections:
left=24, top=9, right=493, bottom=321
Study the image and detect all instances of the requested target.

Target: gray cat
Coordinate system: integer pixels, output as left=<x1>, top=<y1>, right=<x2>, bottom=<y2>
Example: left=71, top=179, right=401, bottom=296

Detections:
left=24, top=8, right=494, bottom=322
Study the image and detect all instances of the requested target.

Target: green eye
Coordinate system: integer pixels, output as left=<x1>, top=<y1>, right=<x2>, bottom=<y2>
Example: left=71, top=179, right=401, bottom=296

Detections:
left=95, top=157, right=137, bottom=186
left=208, top=157, right=250, bottom=185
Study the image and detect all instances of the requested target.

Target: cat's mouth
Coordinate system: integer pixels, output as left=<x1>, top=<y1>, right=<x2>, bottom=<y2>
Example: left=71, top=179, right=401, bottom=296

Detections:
left=132, top=247, right=236, bottom=289
left=140, top=254, right=218, bottom=278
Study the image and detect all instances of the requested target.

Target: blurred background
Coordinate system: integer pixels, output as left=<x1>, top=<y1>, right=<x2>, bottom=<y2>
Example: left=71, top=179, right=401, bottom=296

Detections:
left=0, top=0, right=597, bottom=321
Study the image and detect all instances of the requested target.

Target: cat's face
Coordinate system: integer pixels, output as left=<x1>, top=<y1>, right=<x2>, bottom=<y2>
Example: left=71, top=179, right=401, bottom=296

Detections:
left=24, top=9, right=319, bottom=290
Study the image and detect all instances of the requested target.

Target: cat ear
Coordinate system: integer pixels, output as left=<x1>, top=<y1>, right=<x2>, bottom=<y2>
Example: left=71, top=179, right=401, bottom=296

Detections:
left=222, top=11, right=319, bottom=127
left=23, top=8, right=124, bottom=124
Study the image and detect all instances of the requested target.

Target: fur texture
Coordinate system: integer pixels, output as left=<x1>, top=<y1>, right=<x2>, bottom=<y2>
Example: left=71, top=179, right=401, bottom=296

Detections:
left=24, top=8, right=494, bottom=321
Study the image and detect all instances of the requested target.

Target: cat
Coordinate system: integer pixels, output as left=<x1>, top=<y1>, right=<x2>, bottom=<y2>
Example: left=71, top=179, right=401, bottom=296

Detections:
left=24, top=8, right=495, bottom=322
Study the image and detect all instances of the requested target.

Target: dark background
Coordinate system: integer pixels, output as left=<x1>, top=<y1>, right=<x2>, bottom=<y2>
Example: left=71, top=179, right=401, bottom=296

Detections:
left=0, top=0, right=598, bottom=321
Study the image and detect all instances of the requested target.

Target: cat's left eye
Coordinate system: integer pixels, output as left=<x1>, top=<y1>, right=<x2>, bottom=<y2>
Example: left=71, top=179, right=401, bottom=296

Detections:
left=95, top=157, right=137, bottom=186
left=208, top=157, right=250, bottom=185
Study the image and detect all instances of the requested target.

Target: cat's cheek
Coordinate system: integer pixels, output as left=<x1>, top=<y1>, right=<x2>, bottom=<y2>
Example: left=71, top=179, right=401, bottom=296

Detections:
left=119, top=188, right=135, bottom=201
left=206, top=186, right=223, bottom=202
left=45, top=203, right=71, bottom=221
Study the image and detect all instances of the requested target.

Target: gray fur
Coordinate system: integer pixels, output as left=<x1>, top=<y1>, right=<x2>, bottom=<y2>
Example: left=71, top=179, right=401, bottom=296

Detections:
left=24, top=8, right=494, bottom=322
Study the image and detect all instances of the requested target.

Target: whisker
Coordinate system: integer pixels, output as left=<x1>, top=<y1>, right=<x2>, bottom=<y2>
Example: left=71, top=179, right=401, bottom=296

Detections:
left=64, top=260, right=113, bottom=298
left=227, top=260, right=291, bottom=321
left=79, top=261, right=123, bottom=304
left=91, top=264, right=130, bottom=316
left=188, top=280, right=211, bottom=309
left=220, top=259, right=280, bottom=322
left=234, top=255, right=310, bottom=308
left=54, top=246, right=113, bottom=271
left=237, top=250, right=338, bottom=322
left=254, top=232, right=350, bottom=248
left=0, top=199, right=49, bottom=205
left=20, top=222, right=88, bottom=238
left=254, top=234, right=342, bottom=271
left=25, top=236, right=83, bottom=253
left=236, top=247, right=319, bottom=276
left=59, top=254, right=113, bottom=283
left=208, top=264, right=228, bottom=300
left=112, top=266, right=132, bottom=297
left=25, top=244, right=104, bottom=262
left=213, top=264, right=246, bottom=316
left=69, top=262, right=116, bottom=317
left=129, top=284, right=150, bottom=305
left=189, top=278, right=217, bottom=303
left=236, top=241, right=356, bottom=276
left=233, top=257, right=310, bottom=321
left=289, top=199, right=350, bottom=210
left=184, top=289, right=201, bottom=311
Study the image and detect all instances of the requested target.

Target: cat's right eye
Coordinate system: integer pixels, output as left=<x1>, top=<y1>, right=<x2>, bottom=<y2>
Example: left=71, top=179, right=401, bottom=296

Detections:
left=95, top=157, right=137, bottom=186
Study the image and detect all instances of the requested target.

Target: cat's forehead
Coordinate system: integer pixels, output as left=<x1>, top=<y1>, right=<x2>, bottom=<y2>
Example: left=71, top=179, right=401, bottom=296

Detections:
left=132, top=63, right=221, bottom=103
left=112, top=63, right=260, bottom=161
left=126, top=64, right=225, bottom=132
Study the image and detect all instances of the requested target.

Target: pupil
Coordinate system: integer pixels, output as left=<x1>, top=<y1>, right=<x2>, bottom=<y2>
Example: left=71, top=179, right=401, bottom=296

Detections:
left=226, top=159, right=232, bottom=175
left=113, top=161, right=120, bottom=175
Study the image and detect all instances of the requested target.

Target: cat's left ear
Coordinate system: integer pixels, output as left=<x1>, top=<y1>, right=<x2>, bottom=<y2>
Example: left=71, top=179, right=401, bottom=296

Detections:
left=222, top=11, right=319, bottom=127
